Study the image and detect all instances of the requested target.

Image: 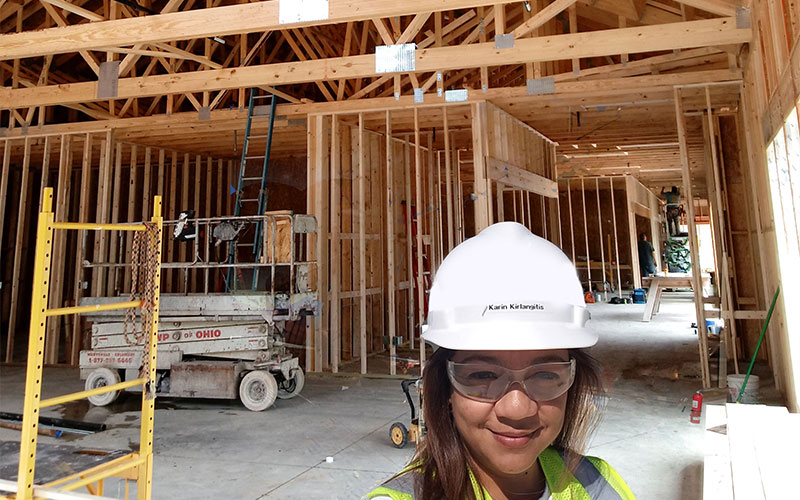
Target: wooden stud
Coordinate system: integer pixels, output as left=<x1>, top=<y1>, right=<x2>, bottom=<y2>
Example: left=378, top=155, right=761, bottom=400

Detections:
left=48, top=135, right=72, bottom=362
left=580, top=177, right=592, bottom=291
left=413, top=108, right=426, bottom=365
left=704, top=86, right=739, bottom=375
left=5, top=137, right=31, bottom=362
left=675, top=87, right=711, bottom=388
left=71, top=133, right=94, bottom=364
left=404, top=138, right=415, bottom=349
left=142, top=147, right=152, bottom=220
left=610, top=176, right=623, bottom=298
left=358, top=113, right=367, bottom=374
left=595, top=178, right=607, bottom=299
left=107, top=142, right=125, bottom=295
left=443, top=108, right=455, bottom=252
left=385, top=112, right=397, bottom=374
left=566, top=179, right=576, bottom=265
left=331, top=115, right=342, bottom=373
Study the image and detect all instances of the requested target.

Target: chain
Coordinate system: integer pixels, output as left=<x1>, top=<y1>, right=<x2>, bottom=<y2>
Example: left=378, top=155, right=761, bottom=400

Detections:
left=122, top=223, right=159, bottom=380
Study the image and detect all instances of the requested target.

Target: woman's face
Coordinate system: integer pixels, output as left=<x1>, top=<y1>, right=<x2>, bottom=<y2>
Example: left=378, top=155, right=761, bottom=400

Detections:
left=449, top=349, right=570, bottom=477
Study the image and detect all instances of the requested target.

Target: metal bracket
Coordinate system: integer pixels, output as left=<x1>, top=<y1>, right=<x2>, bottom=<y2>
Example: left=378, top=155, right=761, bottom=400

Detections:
left=97, top=61, right=120, bottom=99
left=526, top=78, right=555, bottom=95
left=494, top=33, right=515, bottom=49
left=445, top=89, right=468, bottom=102
left=735, top=7, right=751, bottom=29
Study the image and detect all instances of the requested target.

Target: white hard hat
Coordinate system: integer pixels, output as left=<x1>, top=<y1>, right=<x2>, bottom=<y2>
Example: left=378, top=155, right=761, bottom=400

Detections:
left=422, top=222, right=597, bottom=351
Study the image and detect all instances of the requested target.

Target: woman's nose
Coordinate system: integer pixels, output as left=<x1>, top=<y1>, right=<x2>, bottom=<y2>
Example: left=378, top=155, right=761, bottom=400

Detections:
left=493, top=382, right=539, bottom=419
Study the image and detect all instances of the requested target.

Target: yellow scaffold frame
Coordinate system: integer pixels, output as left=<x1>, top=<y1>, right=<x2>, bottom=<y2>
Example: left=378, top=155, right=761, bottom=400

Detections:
left=1, top=187, right=163, bottom=500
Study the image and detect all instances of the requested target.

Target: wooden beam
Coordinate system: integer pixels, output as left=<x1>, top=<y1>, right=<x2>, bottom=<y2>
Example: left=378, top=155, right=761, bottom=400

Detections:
left=1, top=0, right=520, bottom=60
left=0, top=18, right=751, bottom=109
left=486, top=156, right=558, bottom=198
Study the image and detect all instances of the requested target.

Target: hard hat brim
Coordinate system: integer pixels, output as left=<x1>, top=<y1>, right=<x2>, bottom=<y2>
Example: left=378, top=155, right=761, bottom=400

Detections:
left=421, top=322, right=598, bottom=351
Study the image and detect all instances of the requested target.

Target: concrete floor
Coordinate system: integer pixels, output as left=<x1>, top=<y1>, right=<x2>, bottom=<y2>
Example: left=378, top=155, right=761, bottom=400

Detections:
left=0, top=295, right=779, bottom=499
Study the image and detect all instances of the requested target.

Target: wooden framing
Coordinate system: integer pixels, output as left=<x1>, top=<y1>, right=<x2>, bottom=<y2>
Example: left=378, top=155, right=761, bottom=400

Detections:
left=675, top=86, right=711, bottom=388
left=1, top=0, right=797, bottom=408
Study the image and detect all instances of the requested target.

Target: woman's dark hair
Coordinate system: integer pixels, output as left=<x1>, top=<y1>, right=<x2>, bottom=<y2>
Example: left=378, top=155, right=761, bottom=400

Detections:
left=407, top=347, right=605, bottom=500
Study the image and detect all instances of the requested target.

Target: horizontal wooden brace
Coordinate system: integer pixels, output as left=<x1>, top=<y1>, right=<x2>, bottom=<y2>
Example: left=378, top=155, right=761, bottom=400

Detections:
left=0, top=18, right=750, bottom=110
left=0, top=0, right=521, bottom=61
left=0, top=69, right=740, bottom=138
left=487, top=157, right=558, bottom=198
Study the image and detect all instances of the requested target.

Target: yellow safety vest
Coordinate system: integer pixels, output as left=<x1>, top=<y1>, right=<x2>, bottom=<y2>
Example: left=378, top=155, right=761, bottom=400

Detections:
left=366, top=447, right=636, bottom=500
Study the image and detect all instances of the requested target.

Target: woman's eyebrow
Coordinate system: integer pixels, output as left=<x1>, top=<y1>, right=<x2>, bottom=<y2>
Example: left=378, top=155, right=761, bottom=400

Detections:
left=528, top=355, right=570, bottom=363
left=458, top=355, right=500, bottom=363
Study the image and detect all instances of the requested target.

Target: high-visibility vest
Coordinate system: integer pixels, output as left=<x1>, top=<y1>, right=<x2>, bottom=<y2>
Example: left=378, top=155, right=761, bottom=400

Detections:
left=365, top=447, right=636, bottom=500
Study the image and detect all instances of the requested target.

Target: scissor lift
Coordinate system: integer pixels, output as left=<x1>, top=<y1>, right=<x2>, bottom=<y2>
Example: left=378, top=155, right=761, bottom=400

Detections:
left=78, top=213, right=317, bottom=412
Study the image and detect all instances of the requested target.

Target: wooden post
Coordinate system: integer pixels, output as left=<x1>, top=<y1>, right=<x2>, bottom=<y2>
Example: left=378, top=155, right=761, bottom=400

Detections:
left=414, top=108, right=426, bottom=365
left=315, top=116, right=329, bottom=371
left=580, top=177, right=592, bottom=291
left=5, top=138, right=32, bottom=362
left=404, top=138, right=415, bottom=349
left=566, top=179, right=576, bottom=265
left=106, top=142, right=124, bottom=295
left=675, top=87, right=711, bottom=388
left=192, top=154, right=201, bottom=291
left=331, top=115, right=341, bottom=373
left=92, top=135, right=114, bottom=296
left=385, top=111, right=397, bottom=375
left=180, top=153, right=190, bottom=291
left=306, top=116, right=317, bottom=373
left=71, top=133, right=94, bottom=363
left=705, top=87, right=739, bottom=375
left=610, top=176, right=623, bottom=298
left=444, top=107, right=454, bottom=252
left=48, top=135, right=72, bottom=363
left=123, top=145, right=138, bottom=293
left=358, top=113, right=367, bottom=374
left=596, top=178, right=607, bottom=299
left=142, top=147, right=152, bottom=220
left=626, top=176, right=642, bottom=289
left=471, top=102, right=490, bottom=232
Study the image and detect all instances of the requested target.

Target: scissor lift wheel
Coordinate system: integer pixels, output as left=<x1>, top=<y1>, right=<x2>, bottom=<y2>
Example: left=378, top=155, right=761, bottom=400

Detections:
left=239, top=370, right=278, bottom=411
left=85, top=367, right=121, bottom=406
left=390, top=422, right=408, bottom=448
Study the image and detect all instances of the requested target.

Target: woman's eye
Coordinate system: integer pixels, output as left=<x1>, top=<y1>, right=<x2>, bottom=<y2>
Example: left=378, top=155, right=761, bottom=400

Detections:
left=467, top=371, right=499, bottom=381
left=531, top=371, right=559, bottom=381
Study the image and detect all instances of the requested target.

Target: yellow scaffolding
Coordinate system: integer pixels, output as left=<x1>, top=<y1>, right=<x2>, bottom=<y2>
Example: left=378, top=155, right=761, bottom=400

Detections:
left=1, top=187, right=163, bottom=500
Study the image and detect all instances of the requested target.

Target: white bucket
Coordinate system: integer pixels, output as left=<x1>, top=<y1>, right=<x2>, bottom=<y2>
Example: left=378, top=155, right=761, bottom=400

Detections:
left=727, top=374, right=759, bottom=403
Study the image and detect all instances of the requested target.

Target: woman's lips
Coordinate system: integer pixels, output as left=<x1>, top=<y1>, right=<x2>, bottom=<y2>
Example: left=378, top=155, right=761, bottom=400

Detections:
left=490, top=429, right=540, bottom=448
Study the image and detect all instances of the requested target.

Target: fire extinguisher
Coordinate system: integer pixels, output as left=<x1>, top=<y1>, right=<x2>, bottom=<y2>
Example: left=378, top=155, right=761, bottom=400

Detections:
left=689, top=391, right=703, bottom=424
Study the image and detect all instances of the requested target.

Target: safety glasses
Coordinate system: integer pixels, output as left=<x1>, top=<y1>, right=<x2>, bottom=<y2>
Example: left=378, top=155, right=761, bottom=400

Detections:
left=447, top=358, right=576, bottom=403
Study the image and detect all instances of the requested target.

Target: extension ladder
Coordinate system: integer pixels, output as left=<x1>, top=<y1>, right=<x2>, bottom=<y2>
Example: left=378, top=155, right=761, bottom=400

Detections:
left=226, top=89, right=278, bottom=291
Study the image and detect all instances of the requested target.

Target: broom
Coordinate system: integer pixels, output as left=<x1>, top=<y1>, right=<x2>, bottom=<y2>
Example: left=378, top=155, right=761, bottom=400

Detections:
left=736, top=286, right=781, bottom=403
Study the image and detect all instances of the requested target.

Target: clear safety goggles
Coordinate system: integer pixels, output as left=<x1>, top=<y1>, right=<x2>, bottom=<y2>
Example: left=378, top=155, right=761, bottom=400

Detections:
left=447, top=358, right=576, bottom=403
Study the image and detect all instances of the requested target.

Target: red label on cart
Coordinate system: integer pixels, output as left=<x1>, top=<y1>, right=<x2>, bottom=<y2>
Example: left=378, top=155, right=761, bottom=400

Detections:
left=82, top=351, right=138, bottom=366
left=194, top=329, right=222, bottom=339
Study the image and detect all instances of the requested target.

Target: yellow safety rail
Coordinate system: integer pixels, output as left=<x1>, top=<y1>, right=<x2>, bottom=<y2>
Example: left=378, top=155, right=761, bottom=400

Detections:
left=2, top=187, right=163, bottom=500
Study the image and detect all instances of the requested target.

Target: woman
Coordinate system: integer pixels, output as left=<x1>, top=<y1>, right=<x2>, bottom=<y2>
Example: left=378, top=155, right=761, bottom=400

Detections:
left=368, top=222, right=635, bottom=500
